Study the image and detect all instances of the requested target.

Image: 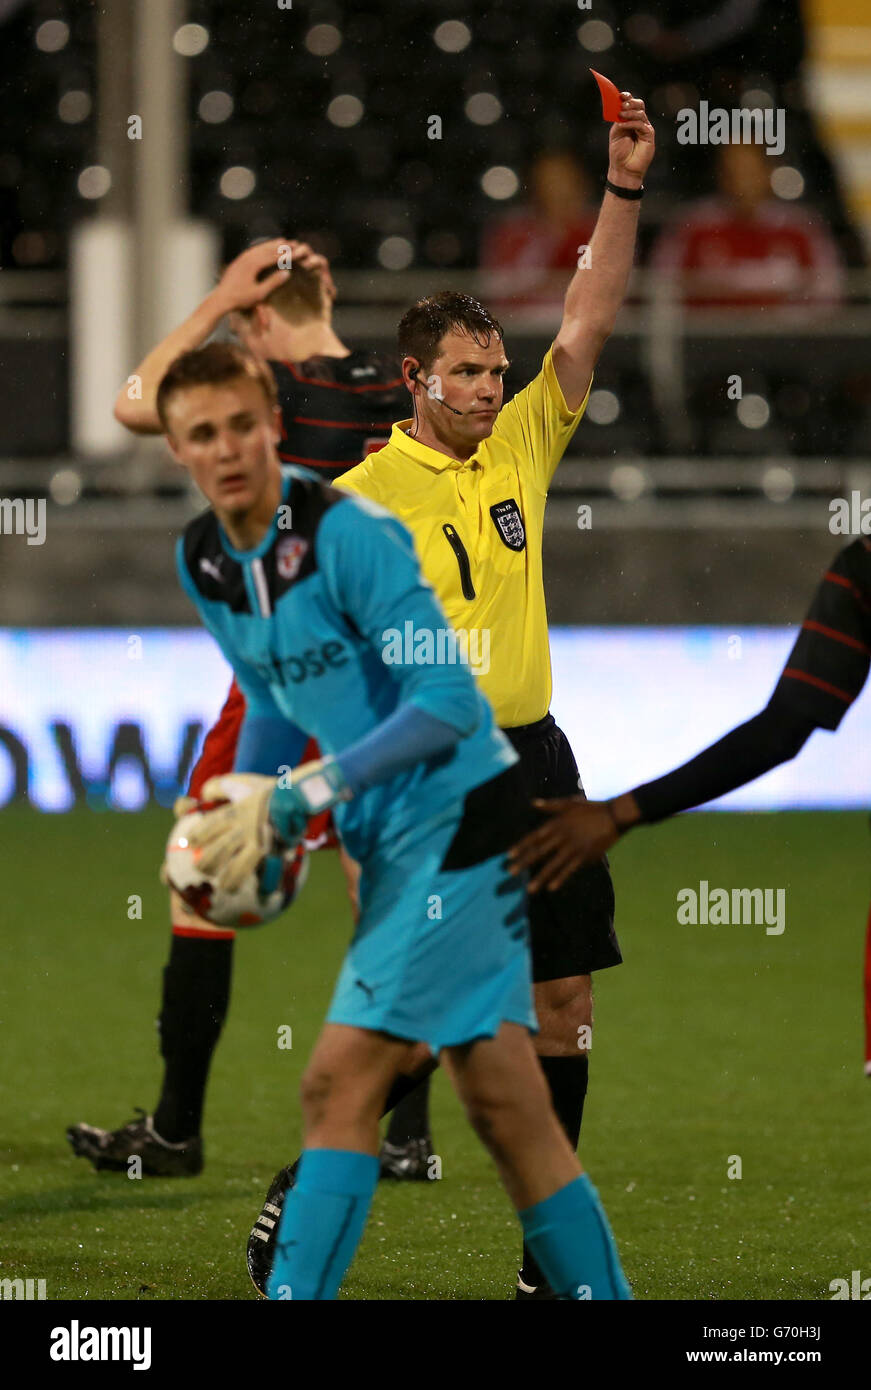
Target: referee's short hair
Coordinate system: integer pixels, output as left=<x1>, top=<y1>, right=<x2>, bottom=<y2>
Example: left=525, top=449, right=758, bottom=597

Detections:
left=398, top=291, right=503, bottom=372
left=156, top=343, right=278, bottom=431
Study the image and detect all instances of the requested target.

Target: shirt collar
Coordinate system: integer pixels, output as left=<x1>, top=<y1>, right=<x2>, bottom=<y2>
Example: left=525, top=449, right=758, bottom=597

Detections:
left=387, top=420, right=482, bottom=472
left=216, top=469, right=292, bottom=562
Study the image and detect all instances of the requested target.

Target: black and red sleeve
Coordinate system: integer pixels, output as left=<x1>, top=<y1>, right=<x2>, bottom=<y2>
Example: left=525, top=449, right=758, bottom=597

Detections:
left=631, top=540, right=871, bottom=823
left=769, top=538, right=871, bottom=731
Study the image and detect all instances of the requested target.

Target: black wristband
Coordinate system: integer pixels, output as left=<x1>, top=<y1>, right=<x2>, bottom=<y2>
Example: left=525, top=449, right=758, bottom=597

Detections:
left=605, top=178, right=644, bottom=200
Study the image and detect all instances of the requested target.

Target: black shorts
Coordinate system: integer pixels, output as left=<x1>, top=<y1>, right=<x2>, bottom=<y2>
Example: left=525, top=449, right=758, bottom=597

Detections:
left=439, top=713, right=622, bottom=984
left=505, top=713, right=621, bottom=983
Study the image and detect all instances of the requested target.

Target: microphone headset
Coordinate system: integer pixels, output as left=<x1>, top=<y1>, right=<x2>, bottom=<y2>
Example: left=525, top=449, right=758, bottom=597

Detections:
left=408, top=363, right=465, bottom=417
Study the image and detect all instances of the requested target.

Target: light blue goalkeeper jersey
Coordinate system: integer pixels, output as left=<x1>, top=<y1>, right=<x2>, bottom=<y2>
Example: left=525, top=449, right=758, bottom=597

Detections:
left=176, top=467, right=517, bottom=864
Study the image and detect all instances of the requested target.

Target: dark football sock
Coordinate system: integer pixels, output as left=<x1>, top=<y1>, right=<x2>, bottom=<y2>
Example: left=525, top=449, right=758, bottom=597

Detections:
left=280, top=1061, right=436, bottom=1184
left=153, top=934, right=233, bottom=1143
left=385, top=1071, right=433, bottom=1144
left=282, top=1065, right=436, bottom=1184
left=520, top=1054, right=589, bottom=1290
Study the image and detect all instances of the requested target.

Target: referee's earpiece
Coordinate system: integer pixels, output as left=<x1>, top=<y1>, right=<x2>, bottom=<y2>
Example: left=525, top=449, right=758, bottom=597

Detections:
left=407, top=362, right=420, bottom=438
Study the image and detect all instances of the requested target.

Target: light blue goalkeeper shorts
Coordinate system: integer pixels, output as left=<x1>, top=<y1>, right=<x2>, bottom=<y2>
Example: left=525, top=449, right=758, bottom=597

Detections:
left=326, top=792, right=536, bottom=1054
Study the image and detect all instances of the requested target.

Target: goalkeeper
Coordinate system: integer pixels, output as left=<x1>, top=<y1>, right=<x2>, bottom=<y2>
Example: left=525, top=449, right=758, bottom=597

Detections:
left=158, top=340, right=631, bottom=1301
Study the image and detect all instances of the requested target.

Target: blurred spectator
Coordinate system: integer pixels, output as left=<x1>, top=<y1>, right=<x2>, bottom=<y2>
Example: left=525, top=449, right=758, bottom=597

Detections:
left=624, top=0, right=866, bottom=269
left=650, top=143, right=845, bottom=308
left=626, top=0, right=771, bottom=69
left=480, top=150, right=598, bottom=305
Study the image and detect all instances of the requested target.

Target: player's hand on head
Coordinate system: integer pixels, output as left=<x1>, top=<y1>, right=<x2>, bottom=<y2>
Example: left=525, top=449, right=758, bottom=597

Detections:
left=608, top=92, right=655, bottom=182
left=215, top=239, right=291, bottom=312
left=187, top=773, right=278, bottom=894
left=286, top=240, right=337, bottom=303
left=509, top=797, right=620, bottom=893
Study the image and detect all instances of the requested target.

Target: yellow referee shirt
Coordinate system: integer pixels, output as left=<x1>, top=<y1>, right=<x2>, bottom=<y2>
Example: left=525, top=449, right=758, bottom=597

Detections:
left=334, top=349, right=591, bottom=728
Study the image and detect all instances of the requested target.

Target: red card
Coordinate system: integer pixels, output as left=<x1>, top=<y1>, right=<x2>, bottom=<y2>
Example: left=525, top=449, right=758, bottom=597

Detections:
left=590, top=69, right=623, bottom=122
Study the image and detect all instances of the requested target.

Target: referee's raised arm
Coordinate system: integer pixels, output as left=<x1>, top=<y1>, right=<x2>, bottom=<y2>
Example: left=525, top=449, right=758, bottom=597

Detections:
left=552, top=91, right=655, bottom=410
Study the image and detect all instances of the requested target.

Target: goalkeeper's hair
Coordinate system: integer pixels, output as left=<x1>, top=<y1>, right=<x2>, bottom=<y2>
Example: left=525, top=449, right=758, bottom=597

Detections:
left=156, top=342, right=278, bottom=430
left=398, top=291, right=503, bottom=372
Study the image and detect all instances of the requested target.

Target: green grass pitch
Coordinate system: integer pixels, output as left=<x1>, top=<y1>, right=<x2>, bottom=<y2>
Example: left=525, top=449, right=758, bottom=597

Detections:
left=0, top=806, right=868, bottom=1301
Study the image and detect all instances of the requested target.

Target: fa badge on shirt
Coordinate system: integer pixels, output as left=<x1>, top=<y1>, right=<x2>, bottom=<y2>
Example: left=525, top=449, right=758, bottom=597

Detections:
left=490, top=499, right=526, bottom=552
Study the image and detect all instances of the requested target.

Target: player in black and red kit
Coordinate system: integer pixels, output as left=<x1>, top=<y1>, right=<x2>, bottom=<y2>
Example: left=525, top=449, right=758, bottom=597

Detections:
left=510, top=537, right=871, bottom=1074
left=66, top=239, right=426, bottom=1176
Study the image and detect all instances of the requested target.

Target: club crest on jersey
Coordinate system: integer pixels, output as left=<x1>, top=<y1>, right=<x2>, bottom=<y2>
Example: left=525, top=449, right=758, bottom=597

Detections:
left=276, top=536, right=309, bottom=580
left=489, top=498, right=526, bottom=552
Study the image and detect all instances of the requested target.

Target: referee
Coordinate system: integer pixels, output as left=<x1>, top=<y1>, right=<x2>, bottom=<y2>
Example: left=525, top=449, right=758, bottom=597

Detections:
left=251, top=89, right=656, bottom=1300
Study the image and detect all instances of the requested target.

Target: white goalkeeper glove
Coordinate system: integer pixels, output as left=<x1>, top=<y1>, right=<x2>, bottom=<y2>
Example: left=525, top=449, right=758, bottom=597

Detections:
left=187, top=773, right=278, bottom=895
left=159, top=795, right=200, bottom=888
left=185, top=759, right=351, bottom=895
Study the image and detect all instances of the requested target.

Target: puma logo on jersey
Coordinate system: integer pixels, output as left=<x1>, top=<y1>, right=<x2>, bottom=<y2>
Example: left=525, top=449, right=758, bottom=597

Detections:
left=199, top=556, right=224, bottom=583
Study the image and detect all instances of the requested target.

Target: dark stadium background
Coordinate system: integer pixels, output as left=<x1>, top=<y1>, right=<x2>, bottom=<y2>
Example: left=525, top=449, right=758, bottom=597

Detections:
left=1, top=0, right=869, bottom=1315
left=2, top=0, right=870, bottom=637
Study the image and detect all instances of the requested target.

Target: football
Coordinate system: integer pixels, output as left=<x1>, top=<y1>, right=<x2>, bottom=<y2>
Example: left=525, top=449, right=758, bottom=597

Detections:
left=164, top=803, right=309, bottom=928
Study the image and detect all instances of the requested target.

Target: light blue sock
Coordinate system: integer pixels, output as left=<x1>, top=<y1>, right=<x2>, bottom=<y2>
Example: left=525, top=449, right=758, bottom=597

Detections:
left=519, top=1173, right=632, bottom=1300
left=266, top=1149, right=380, bottom=1301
